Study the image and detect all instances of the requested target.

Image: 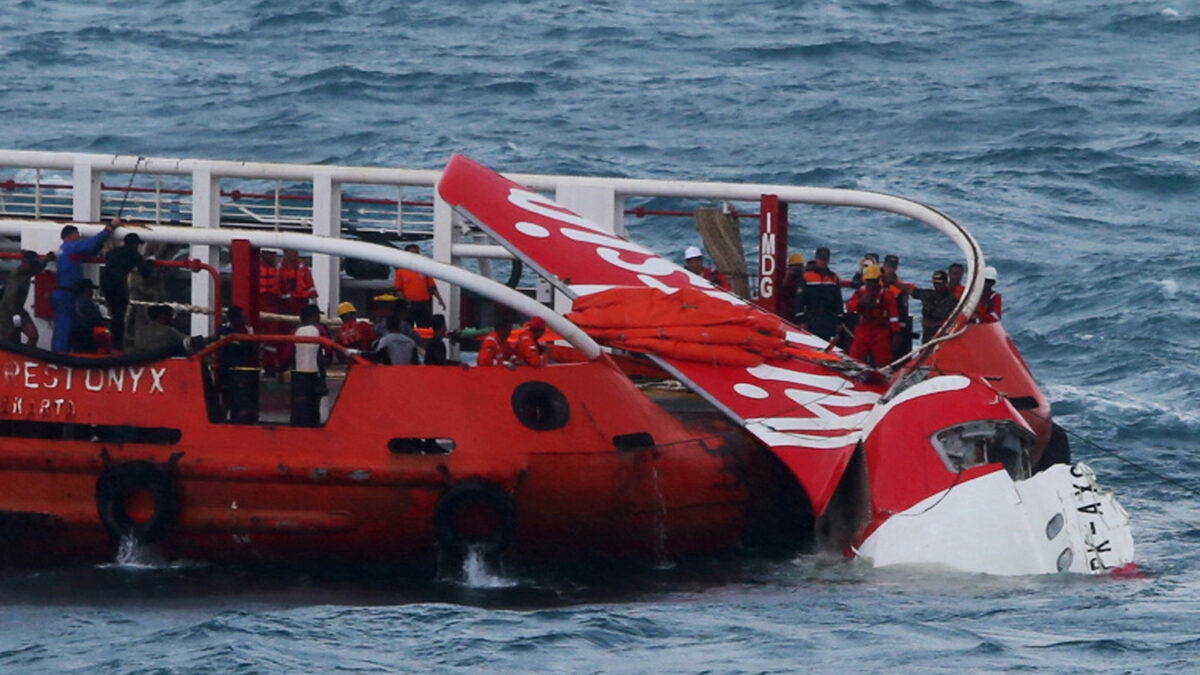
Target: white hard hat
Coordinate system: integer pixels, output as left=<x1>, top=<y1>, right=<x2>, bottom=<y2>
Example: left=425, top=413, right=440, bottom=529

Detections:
left=984, top=266, right=998, bottom=282
left=685, top=245, right=702, bottom=259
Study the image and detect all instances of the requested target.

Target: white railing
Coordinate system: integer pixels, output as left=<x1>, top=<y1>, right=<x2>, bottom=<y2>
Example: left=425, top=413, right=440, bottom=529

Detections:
left=0, top=149, right=986, bottom=339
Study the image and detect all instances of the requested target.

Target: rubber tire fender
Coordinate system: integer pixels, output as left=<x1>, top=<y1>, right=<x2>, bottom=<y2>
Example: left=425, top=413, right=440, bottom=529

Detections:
left=432, top=479, right=517, bottom=558
left=95, top=460, right=181, bottom=545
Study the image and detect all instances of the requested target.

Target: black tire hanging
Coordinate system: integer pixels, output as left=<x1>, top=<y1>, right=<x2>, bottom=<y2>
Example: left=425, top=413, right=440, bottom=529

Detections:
left=432, top=479, right=517, bottom=557
left=95, top=460, right=181, bottom=545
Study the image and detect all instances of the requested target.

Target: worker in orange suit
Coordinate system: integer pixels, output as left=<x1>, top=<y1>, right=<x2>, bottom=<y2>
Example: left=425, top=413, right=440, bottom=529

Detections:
left=394, top=244, right=445, bottom=328
left=515, top=316, right=549, bottom=367
left=846, top=264, right=900, bottom=368
left=972, top=266, right=1003, bottom=323
left=279, top=248, right=317, bottom=316
left=477, top=317, right=517, bottom=367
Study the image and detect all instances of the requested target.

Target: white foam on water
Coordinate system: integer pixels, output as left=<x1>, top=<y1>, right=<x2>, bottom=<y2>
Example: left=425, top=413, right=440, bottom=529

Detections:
left=458, top=547, right=518, bottom=589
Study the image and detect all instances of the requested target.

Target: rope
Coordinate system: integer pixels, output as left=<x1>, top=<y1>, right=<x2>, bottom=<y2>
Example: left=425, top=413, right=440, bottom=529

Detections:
left=115, top=156, right=145, bottom=220
left=923, top=361, right=1200, bottom=498
left=1047, top=413, right=1200, bottom=498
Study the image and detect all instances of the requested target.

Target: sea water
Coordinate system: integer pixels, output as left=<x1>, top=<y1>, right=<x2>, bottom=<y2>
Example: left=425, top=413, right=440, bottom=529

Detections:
left=1, top=1, right=1198, bottom=671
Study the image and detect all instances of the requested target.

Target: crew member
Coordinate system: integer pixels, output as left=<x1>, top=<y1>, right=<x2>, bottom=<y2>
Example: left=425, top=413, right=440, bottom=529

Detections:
left=53, top=221, right=115, bottom=352
left=777, top=252, right=806, bottom=322
left=799, top=246, right=843, bottom=342
left=478, top=318, right=517, bottom=367
left=880, top=254, right=915, bottom=357
left=684, top=246, right=729, bottom=290
left=947, top=262, right=965, bottom=298
left=138, top=303, right=187, bottom=353
left=394, top=244, right=446, bottom=328
left=100, top=232, right=144, bottom=350
left=279, top=249, right=317, bottom=316
left=515, top=316, right=549, bottom=367
left=846, top=264, right=900, bottom=367
left=911, top=270, right=958, bottom=342
left=0, top=250, right=50, bottom=344
left=972, top=266, right=1003, bottom=323
left=334, top=301, right=375, bottom=351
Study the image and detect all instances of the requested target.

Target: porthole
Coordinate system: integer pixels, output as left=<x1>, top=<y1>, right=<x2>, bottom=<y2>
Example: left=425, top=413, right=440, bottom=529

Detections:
left=511, top=381, right=570, bottom=431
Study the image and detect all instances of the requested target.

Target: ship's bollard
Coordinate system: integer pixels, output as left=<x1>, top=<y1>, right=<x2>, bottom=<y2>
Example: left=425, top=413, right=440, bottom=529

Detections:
left=290, top=370, right=323, bottom=427
left=223, top=367, right=261, bottom=424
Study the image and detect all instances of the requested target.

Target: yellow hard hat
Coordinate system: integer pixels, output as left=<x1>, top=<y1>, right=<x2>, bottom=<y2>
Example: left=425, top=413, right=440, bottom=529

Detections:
left=336, top=301, right=357, bottom=316
left=862, top=264, right=882, bottom=280
left=372, top=293, right=400, bottom=302
left=788, top=252, right=805, bottom=265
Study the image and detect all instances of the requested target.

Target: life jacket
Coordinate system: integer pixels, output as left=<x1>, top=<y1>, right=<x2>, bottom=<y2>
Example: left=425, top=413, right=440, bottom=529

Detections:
left=701, top=267, right=730, bottom=290
left=279, top=262, right=316, bottom=299
left=259, top=263, right=281, bottom=296
left=848, top=287, right=899, bottom=330
left=802, top=268, right=843, bottom=315
left=514, top=331, right=547, bottom=367
left=973, top=291, right=1003, bottom=323
left=478, top=332, right=518, bottom=366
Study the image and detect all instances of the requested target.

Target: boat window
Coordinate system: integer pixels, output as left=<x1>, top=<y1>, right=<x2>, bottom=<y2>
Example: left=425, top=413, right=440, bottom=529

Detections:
left=388, top=438, right=454, bottom=455
left=613, top=432, right=655, bottom=452
left=511, top=381, right=570, bottom=431
left=0, top=419, right=182, bottom=445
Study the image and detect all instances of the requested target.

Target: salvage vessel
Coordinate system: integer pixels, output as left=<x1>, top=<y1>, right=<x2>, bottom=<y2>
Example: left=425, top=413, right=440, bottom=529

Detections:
left=0, top=150, right=1134, bottom=575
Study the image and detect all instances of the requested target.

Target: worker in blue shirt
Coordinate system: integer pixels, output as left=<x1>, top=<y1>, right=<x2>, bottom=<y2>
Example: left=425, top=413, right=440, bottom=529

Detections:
left=52, top=220, right=116, bottom=352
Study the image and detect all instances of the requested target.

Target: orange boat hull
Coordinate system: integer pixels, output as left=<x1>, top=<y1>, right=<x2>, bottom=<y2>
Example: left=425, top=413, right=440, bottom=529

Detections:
left=0, top=351, right=775, bottom=570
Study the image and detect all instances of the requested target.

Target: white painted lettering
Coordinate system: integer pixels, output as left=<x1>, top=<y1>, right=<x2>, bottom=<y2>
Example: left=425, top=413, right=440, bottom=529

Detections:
left=23, top=362, right=39, bottom=389
left=37, top=399, right=51, bottom=415
left=53, top=399, right=65, bottom=415
left=508, top=188, right=598, bottom=231
left=64, top=367, right=73, bottom=390
left=2, top=361, right=19, bottom=380
left=84, top=370, right=104, bottom=392
left=596, top=248, right=680, bottom=277
left=12, top=397, right=21, bottom=414
left=107, top=368, right=125, bottom=392
left=149, top=367, right=167, bottom=393
left=42, top=364, right=60, bottom=390
left=560, top=226, right=652, bottom=255
left=127, top=367, right=144, bottom=393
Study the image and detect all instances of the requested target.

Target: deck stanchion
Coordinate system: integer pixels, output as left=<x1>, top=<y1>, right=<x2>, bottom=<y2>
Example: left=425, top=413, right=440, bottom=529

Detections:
left=758, top=194, right=788, bottom=315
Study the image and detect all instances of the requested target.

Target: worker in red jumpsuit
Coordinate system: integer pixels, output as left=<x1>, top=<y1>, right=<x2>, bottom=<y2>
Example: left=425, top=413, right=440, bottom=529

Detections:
left=279, top=249, right=317, bottom=316
left=478, top=318, right=517, bottom=367
left=515, top=316, right=549, bottom=367
left=684, top=246, right=730, bottom=290
left=846, top=264, right=900, bottom=367
left=972, top=266, right=1003, bottom=323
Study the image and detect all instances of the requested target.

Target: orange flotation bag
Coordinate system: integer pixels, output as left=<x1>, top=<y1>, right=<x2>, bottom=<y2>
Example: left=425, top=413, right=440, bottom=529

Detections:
left=567, top=287, right=788, bottom=367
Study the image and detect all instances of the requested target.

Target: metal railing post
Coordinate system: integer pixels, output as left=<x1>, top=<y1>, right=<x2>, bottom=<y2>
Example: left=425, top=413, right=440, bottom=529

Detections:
left=432, top=187, right=456, bottom=337
left=72, top=160, right=101, bottom=223
left=191, top=166, right=221, bottom=335
left=311, top=173, right=341, bottom=315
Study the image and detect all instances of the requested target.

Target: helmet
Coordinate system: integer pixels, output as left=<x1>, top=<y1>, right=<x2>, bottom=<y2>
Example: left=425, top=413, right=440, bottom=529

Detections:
left=685, top=245, right=702, bottom=259
left=527, top=316, right=547, bottom=330
left=788, top=252, right=805, bottom=265
left=337, top=301, right=357, bottom=316
left=861, top=264, right=882, bottom=281
left=984, top=266, right=998, bottom=282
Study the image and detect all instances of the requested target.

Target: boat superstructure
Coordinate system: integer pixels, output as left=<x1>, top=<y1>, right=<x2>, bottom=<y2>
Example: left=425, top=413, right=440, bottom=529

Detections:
left=0, top=150, right=1133, bottom=575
